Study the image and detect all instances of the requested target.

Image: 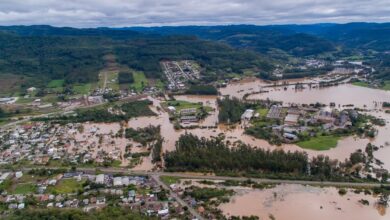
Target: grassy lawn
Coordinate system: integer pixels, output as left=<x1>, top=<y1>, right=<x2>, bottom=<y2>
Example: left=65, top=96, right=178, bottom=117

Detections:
left=256, top=108, right=269, bottom=117
left=42, top=94, right=59, bottom=103
left=352, top=81, right=369, bottom=88
left=160, top=176, right=181, bottom=185
left=149, top=79, right=165, bottom=90
left=73, top=83, right=92, bottom=95
left=130, top=71, right=148, bottom=92
left=47, top=178, right=85, bottom=194
left=47, top=79, right=65, bottom=88
left=12, top=183, right=36, bottom=194
left=47, top=79, right=65, bottom=93
left=382, top=81, right=390, bottom=91
left=352, top=81, right=390, bottom=91
left=297, top=135, right=340, bottom=151
left=162, top=100, right=203, bottom=111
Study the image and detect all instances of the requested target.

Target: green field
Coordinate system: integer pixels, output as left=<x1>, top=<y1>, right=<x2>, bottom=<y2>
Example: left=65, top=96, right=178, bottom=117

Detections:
left=382, top=81, right=390, bottom=91
left=47, top=79, right=65, bottom=88
left=352, top=81, right=390, bottom=91
left=47, top=178, right=85, bottom=194
left=12, top=183, right=36, bottom=194
left=256, top=108, right=269, bottom=117
left=162, top=100, right=203, bottom=111
left=160, top=176, right=181, bottom=185
left=130, top=71, right=148, bottom=92
left=352, top=81, right=369, bottom=88
left=73, top=83, right=92, bottom=94
left=297, top=135, right=340, bottom=151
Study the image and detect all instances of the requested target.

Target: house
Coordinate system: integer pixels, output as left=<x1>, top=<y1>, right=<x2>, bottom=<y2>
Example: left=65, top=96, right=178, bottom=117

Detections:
left=267, top=105, right=283, bottom=119
left=158, top=208, right=169, bottom=216
left=283, top=133, right=298, bottom=141
left=241, top=109, right=254, bottom=121
left=27, top=87, right=37, bottom=93
left=18, top=203, right=25, bottom=209
left=96, top=197, right=106, bottom=205
left=15, top=171, right=23, bottom=179
left=284, top=114, right=300, bottom=125
left=0, top=97, right=16, bottom=104
left=113, top=177, right=123, bottom=186
left=180, top=108, right=197, bottom=115
left=315, top=109, right=335, bottom=124
left=180, top=115, right=198, bottom=123
left=0, top=172, right=12, bottom=181
left=167, top=106, right=176, bottom=112
left=95, top=174, right=105, bottom=184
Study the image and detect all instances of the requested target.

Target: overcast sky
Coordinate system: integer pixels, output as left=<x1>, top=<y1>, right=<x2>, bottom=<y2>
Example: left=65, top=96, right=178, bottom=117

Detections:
left=0, top=0, right=389, bottom=27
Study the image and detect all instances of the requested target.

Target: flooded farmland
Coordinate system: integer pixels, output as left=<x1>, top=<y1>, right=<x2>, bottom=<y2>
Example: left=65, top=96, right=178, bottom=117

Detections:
left=247, top=83, right=390, bottom=109
left=219, top=184, right=388, bottom=220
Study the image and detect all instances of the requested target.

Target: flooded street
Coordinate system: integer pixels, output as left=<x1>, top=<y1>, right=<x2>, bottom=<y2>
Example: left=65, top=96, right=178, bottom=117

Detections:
left=219, top=184, right=388, bottom=220
left=69, top=78, right=390, bottom=170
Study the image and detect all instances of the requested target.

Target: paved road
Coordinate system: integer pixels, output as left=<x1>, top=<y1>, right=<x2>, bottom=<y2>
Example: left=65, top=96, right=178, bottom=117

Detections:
left=151, top=175, right=204, bottom=220
left=11, top=167, right=389, bottom=188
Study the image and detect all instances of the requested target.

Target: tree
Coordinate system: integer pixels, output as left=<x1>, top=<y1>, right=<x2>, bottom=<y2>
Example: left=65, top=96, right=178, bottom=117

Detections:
left=0, top=107, right=5, bottom=118
left=118, top=71, right=134, bottom=84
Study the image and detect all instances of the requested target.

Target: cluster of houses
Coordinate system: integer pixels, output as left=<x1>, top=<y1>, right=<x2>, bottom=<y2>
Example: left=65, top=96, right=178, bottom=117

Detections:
left=0, top=122, right=132, bottom=167
left=167, top=106, right=200, bottom=124
left=0, top=170, right=189, bottom=218
left=161, top=60, right=200, bottom=90
left=242, top=103, right=359, bottom=142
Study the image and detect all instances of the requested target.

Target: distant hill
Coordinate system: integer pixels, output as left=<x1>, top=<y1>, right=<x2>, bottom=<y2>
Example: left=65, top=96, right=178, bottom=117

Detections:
left=129, top=22, right=390, bottom=54
left=274, top=23, right=390, bottom=51
left=0, top=25, right=142, bottom=39
left=128, top=25, right=337, bottom=57
left=0, top=26, right=273, bottom=91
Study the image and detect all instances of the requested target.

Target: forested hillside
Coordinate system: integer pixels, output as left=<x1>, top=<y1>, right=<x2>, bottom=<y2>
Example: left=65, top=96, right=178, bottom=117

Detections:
left=130, top=25, right=338, bottom=57
left=0, top=26, right=273, bottom=91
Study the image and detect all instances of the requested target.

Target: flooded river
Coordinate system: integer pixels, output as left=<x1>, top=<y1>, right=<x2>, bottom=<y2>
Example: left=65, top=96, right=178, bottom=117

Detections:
left=248, top=83, right=390, bottom=109
left=219, top=184, right=388, bottom=220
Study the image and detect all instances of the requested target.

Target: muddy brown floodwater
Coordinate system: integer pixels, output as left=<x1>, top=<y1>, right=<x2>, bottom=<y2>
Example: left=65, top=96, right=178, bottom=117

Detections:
left=248, top=83, right=390, bottom=109
left=72, top=78, right=390, bottom=170
left=219, top=184, right=388, bottom=220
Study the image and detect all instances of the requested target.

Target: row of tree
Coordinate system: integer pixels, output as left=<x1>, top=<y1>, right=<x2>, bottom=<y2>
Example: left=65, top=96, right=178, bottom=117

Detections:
left=165, top=134, right=387, bottom=181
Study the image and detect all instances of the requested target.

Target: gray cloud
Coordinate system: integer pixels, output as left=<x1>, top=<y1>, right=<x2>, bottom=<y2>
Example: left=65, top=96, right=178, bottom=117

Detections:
left=0, top=0, right=389, bottom=27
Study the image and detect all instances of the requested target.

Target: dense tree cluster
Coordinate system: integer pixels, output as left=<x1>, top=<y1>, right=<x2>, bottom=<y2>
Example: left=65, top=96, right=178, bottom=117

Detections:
left=6, top=207, right=151, bottom=220
left=125, top=125, right=160, bottom=146
left=117, top=71, right=134, bottom=84
left=165, top=134, right=385, bottom=181
left=151, top=138, right=163, bottom=163
left=217, top=97, right=246, bottom=123
left=165, top=134, right=308, bottom=174
left=185, top=85, right=218, bottom=95
left=0, top=107, right=5, bottom=118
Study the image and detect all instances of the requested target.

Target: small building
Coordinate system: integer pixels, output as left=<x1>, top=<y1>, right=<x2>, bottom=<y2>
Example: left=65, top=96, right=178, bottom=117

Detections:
left=180, top=115, right=198, bottom=123
left=241, top=109, right=254, bottom=121
left=167, top=106, right=176, bottom=112
left=267, top=105, right=283, bottom=119
left=283, top=133, right=298, bottom=141
left=0, top=97, right=16, bottom=104
left=180, top=108, right=197, bottom=115
left=27, top=87, right=37, bottom=93
left=284, top=114, right=300, bottom=125
left=95, top=174, right=105, bottom=184
left=113, top=177, right=122, bottom=186
left=15, top=171, right=23, bottom=179
left=315, top=110, right=335, bottom=123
